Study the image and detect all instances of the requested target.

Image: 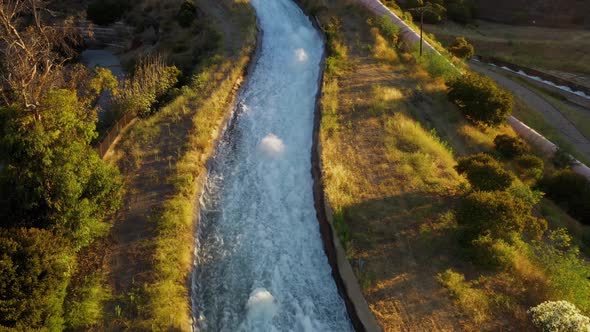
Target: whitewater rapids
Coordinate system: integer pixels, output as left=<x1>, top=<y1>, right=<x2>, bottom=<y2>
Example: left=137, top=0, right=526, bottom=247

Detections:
left=190, top=0, right=354, bottom=331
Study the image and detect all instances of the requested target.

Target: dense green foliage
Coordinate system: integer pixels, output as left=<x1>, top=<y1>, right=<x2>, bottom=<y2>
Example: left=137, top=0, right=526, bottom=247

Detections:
left=514, top=154, right=544, bottom=183
left=87, top=0, right=132, bottom=26
left=456, top=153, right=514, bottom=191
left=457, top=191, right=544, bottom=242
left=494, top=134, right=529, bottom=159
left=0, top=228, right=71, bottom=330
left=448, top=72, right=514, bottom=126
left=403, top=0, right=447, bottom=24
left=540, top=170, right=590, bottom=224
left=0, top=90, right=122, bottom=248
left=177, top=0, right=198, bottom=28
left=448, top=37, right=474, bottom=59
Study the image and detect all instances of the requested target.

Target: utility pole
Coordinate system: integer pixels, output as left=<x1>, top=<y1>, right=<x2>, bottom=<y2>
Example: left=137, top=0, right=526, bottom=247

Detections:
left=420, top=6, right=424, bottom=57
left=408, top=2, right=435, bottom=58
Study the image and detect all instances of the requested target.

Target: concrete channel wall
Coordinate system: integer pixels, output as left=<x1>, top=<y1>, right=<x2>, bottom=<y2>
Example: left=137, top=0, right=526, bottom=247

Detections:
left=293, top=1, right=383, bottom=330
left=354, top=0, right=590, bottom=181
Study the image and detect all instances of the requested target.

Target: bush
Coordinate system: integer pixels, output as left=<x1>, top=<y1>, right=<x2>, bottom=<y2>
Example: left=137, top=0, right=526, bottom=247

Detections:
left=448, top=37, right=474, bottom=60
left=539, top=170, right=590, bottom=224
left=456, top=153, right=514, bottom=191
left=457, top=191, right=545, bottom=242
left=115, top=55, right=181, bottom=117
left=372, top=15, right=400, bottom=43
left=418, top=51, right=459, bottom=81
left=494, top=134, right=529, bottom=159
left=405, top=1, right=447, bottom=24
left=515, top=154, right=544, bottom=183
left=177, top=0, right=198, bottom=28
left=471, top=234, right=516, bottom=269
left=0, top=228, right=70, bottom=330
left=447, top=0, right=472, bottom=24
left=0, top=91, right=123, bottom=249
left=529, top=301, right=590, bottom=332
left=87, top=0, right=131, bottom=26
left=448, top=72, right=514, bottom=126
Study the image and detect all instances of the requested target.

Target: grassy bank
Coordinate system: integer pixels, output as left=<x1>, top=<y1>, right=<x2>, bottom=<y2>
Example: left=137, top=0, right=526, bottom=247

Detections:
left=424, top=20, right=590, bottom=78
left=302, top=0, right=590, bottom=330
left=64, top=1, right=257, bottom=330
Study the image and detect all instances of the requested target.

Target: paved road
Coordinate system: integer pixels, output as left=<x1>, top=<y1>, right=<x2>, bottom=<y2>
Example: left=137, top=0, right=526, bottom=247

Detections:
left=470, top=61, right=590, bottom=160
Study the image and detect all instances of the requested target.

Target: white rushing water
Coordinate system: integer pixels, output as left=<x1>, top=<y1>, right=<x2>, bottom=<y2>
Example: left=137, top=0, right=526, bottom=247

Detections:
left=191, top=0, right=353, bottom=331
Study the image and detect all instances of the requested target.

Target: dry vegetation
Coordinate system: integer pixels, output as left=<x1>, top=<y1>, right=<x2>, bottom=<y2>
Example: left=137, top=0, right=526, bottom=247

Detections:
left=301, top=0, right=590, bottom=330
left=66, top=0, right=257, bottom=330
left=424, top=20, right=590, bottom=82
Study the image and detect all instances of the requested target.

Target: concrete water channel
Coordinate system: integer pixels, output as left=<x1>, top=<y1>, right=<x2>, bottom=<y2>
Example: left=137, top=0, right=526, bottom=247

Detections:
left=190, top=0, right=355, bottom=331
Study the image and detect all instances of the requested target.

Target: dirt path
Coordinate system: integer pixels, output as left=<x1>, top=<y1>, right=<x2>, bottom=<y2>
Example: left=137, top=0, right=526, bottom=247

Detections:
left=470, top=61, right=590, bottom=160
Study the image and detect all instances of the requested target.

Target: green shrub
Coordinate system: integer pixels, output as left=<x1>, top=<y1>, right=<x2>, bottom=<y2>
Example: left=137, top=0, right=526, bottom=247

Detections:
left=529, top=301, right=590, bottom=332
left=0, top=91, right=123, bottom=249
left=447, top=0, right=472, bottom=24
left=515, top=154, right=545, bottom=183
left=494, top=134, right=529, bottom=159
left=457, top=191, right=545, bottom=242
left=87, top=0, right=131, bottom=26
left=471, top=234, right=516, bottom=269
left=448, top=72, right=514, bottom=126
left=404, top=1, right=447, bottom=24
left=539, top=170, right=590, bottom=224
left=529, top=241, right=590, bottom=312
left=448, top=37, right=474, bottom=60
left=372, top=15, right=400, bottom=42
left=0, top=228, right=71, bottom=330
left=456, top=153, right=514, bottom=191
left=177, top=0, right=198, bottom=28
left=417, top=51, right=459, bottom=81
left=115, top=55, right=181, bottom=117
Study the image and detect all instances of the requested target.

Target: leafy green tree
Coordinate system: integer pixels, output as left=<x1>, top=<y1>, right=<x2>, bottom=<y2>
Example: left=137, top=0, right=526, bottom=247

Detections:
left=494, top=134, right=529, bottom=159
left=448, top=72, right=514, bottom=126
left=0, top=90, right=122, bottom=248
left=0, top=228, right=71, bottom=330
left=448, top=37, right=475, bottom=60
left=456, top=153, right=514, bottom=191
left=457, top=191, right=546, bottom=242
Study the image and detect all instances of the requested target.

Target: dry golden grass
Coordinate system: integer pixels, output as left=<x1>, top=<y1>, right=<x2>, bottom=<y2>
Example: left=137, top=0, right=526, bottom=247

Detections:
left=424, top=20, right=590, bottom=78
left=99, top=1, right=256, bottom=330
left=308, top=0, right=576, bottom=331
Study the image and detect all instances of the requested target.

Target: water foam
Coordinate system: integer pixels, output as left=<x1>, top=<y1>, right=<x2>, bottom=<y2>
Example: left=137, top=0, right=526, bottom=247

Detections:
left=191, top=0, right=353, bottom=330
left=259, top=133, right=285, bottom=157
left=295, top=48, right=309, bottom=62
left=246, top=288, right=278, bottom=319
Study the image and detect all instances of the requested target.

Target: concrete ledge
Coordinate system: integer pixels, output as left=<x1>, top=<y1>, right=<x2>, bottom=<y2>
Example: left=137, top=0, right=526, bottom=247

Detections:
left=292, top=1, right=382, bottom=331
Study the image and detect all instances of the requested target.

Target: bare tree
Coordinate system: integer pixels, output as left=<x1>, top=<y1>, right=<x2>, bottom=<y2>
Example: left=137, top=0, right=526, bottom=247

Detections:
left=0, top=0, right=80, bottom=117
